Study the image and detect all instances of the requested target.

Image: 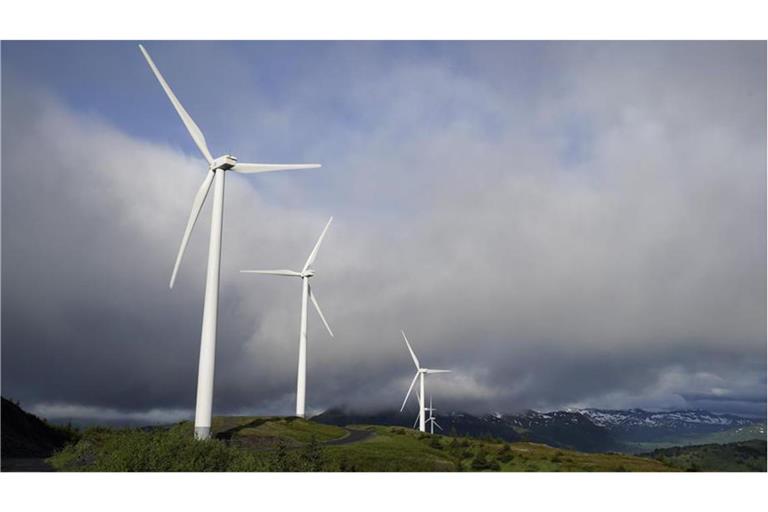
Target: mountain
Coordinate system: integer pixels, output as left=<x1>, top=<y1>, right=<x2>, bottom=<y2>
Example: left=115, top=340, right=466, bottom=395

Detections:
left=1, top=397, right=79, bottom=458
left=579, top=408, right=757, bottom=438
left=313, top=407, right=765, bottom=454
left=497, top=410, right=618, bottom=452
left=575, top=408, right=765, bottom=452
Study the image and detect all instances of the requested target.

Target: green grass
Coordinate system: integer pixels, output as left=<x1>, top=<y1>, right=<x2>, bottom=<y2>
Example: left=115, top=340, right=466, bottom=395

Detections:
left=642, top=440, right=767, bottom=472
left=325, top=425, right=673, bottom=472
left=233, top=417, right=347, bottom=444
left=324, top=426, right=457, bottom=471
left=48, top=416, right=678, bottom=472
left=48, top=424, right=270, bottom=472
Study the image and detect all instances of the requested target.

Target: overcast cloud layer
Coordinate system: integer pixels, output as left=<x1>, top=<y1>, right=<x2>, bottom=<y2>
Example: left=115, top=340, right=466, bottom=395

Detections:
left=2, top=41, right=765, bottom=422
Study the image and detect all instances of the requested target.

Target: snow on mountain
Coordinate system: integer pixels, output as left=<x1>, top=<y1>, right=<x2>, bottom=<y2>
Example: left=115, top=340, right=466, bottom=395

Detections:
left=577, top=408, right=756, bottom=429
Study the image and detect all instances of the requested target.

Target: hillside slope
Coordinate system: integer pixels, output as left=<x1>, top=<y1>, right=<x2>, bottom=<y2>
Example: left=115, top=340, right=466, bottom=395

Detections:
left=641, top=440, right=766, bottom=472
left=48, top=415, right=675, bottom=472
left=1, top=397, right=78, bottom=458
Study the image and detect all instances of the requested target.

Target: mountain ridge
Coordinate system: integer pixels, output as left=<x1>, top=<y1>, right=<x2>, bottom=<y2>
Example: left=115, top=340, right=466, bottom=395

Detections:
left=313, top=406, right=766, bottom=453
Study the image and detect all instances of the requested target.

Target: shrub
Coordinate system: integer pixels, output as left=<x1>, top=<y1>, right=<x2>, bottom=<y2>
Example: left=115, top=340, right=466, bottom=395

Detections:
left=470, top=450, right=500, bottom=471
left=50, top=425, right=270, bottom=472
left=300, top=436, right=326, bottom=472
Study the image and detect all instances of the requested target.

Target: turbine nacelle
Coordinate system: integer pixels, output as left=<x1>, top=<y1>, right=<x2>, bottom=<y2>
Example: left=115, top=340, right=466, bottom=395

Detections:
left=301, top=269, right=316, bottom=278
left=210, top=154, right=238, bottom=170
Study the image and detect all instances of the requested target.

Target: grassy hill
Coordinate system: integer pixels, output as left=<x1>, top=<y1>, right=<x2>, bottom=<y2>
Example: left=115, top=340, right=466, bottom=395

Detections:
left=325, top=425, right=671, bottom=472
left=48, top=416, right=674, bottom=472
left=1, top=397, right=79, bottom=458
left=641, top=440, right=767, bottom=472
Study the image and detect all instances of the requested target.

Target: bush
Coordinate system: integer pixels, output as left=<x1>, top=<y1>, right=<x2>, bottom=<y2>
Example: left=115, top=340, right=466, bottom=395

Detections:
left=300, top=436, right=326, bottom=471
left=497, top=444, right=514, bottom=462
left=50, top=425, right=269, bottom=472
left=470, top=450, right=500, bottom=471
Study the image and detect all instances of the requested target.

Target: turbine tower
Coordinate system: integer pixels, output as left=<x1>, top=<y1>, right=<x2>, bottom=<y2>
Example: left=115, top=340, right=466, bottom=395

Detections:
left=399, top=330, right=450, bottom=432
left=241, top=217, right=334, bottom=418
left=138, top=45, right=322, bottom=440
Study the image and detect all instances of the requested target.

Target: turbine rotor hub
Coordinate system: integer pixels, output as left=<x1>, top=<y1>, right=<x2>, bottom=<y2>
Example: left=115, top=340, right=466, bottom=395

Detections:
left=210, top=154, right=238, bottom=171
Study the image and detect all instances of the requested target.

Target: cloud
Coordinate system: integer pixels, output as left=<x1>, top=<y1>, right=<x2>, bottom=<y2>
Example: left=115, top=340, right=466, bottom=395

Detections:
left=2, top=42, right=765, bottom=422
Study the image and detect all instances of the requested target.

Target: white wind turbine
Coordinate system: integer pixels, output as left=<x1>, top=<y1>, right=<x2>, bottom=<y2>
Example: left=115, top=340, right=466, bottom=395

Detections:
left=425, top=395, right=443, bottom=434
left=240, top=217, right=334, bottom=418
left=412, top=395, right=442, bottom=434
left=138, top=45, right=322, bottom=440
left=399, top=331, right=450, bottom=432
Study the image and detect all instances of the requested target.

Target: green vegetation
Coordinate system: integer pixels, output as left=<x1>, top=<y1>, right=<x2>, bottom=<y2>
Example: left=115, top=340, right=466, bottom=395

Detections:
left=211, top=416, right=347, bottom=447
left=313, top=425, right=671, bottom=472
left=323, top=426, right=456, bottom=471
left=48, top=420, right=344, bottom=472
left=45, top=416, right=693, bottom=472
left=49, top=424, right=268, bottom=471
left=642, top=440, right=767, bottom=472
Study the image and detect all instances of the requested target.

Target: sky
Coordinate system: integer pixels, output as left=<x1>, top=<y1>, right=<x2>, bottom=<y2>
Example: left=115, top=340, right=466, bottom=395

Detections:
left=1, top=41, right=766, bottom=424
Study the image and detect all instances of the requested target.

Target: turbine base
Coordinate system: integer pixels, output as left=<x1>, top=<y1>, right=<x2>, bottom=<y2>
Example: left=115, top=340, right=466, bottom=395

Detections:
left=194, top=426, right=211, bottom=440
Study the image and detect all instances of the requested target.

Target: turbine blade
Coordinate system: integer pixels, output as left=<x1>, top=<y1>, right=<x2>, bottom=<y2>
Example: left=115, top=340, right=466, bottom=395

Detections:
left=401, top=331, right=420, bottom=369
left=138, top=45, right=213, bottom=164
left=425, top=369, right=451, bottom=374
left=400, top=372, right=419, bottom=412
left=433, top=420, right=443, bottom=431
left=240, top=269, right=302, bottom=277
left=309, top=284, right=334, bottom=338
left=169, top=170, right=215, bottom=289
left=413, top=414, right=420, bottom=429
left=302, top=217, right=333, bottom=272
left=233, top=162, right=321, bottom=174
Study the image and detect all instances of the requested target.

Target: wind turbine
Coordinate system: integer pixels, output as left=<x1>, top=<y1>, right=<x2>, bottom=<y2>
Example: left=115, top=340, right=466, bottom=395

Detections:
left=399, top=331, right=450, bottom=432
left=138, top=44, right=322, bottom=440
left=425, top=395, right=442, bottom=435
left=412, top=397, right=441, bottom=434
left=241, top=217, right=334, bottom=418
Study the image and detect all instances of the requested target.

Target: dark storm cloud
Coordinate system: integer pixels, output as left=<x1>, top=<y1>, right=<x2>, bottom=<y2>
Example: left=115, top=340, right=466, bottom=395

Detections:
left=2, top=41, right=765, bottom=422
